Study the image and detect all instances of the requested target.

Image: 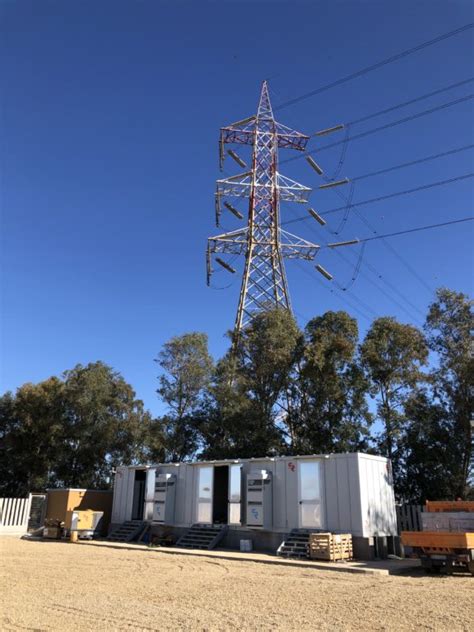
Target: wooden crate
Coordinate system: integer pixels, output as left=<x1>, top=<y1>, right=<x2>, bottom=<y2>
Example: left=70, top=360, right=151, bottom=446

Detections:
left=425, top=501, right=474, bottom=513
left=309, top=533, right=353, bottom=561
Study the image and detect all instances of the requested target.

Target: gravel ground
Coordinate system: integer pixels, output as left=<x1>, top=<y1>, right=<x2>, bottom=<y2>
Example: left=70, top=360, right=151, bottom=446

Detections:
left=1, top=538, right=473, bottom=631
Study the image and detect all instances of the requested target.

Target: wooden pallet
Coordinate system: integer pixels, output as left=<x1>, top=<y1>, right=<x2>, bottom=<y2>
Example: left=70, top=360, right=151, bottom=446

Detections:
left=309, top=533, right=353, bottom=561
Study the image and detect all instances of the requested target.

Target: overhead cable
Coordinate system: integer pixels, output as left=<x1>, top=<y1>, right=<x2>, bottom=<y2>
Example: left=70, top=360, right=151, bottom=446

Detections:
left=283, top=173, right=474, bottom=225
left=350, top=144, right=474, bottom=182
left=331, top=216, right=473, bottom=245
left=282, top=94, right=474, bottom=164
left=336, top=77, right=474, bottom=130
left=275, top=23, right=474, bottom=110
left=284, top=200, right=423, bottom=322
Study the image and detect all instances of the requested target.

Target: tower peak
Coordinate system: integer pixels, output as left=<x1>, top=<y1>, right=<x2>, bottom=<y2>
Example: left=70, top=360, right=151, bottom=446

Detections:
left=257, top=80, right=274, bottom=120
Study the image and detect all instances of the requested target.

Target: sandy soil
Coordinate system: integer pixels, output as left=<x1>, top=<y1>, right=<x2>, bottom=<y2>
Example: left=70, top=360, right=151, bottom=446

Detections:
left=1, top=538, right=473, bottom=631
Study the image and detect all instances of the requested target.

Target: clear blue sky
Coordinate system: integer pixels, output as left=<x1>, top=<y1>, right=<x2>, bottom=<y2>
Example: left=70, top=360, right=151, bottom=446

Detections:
left=2, top=1, right=473, bottom=416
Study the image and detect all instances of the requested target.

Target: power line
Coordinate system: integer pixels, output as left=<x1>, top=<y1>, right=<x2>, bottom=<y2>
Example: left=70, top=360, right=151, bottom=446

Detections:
left=350, top=144, right=474, bottom=182
left=337, top=242, right=366, bottom=291
left=322, top=173, right=474, bottom=215
left=283, top=173, right=474, bottom=225
left=356, top=256, right=426, bottom=319
left=282, top=94, right=474, bottom=164
left=269, top=78, right=471, bottom=301
left=289, top=218, right=474, bottom=323
left=283, top=201, right=424, bottom=324
left=282, top=201, right=382, bottom=318
left=319, top=216, right=473, bottom=245
left=293, top=259, right=376, bottom=323
left=302, top=79, right=473, bottom=179
left=312, top=80, right=473, bottom=177
left=333, top=246, right=425, bottom=325
left=380, top=239, right=435, bottom=295
left=275, top=23, right=474, bottom=110
left=336, top=77, right=474, bottom=130
left=319, top=176, right=438, bottom=294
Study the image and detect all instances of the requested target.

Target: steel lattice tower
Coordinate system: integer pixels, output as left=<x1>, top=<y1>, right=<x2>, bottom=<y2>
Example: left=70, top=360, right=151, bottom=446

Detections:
left=207, top=81, right=319, bottom=338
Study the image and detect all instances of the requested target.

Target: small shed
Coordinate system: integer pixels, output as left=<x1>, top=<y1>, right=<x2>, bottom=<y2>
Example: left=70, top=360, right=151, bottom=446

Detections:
left=46, top=488, right=113, bottom=535
left=111, top=453, right=397, bottom=558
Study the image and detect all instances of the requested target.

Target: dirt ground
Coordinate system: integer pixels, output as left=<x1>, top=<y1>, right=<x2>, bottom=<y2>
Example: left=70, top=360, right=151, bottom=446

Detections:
left=1, top=538, right=473, bottom=631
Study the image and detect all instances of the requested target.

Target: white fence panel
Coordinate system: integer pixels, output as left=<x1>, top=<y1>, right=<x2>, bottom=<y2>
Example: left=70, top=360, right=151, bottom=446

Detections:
left=0, top=495, right=32, bottom=535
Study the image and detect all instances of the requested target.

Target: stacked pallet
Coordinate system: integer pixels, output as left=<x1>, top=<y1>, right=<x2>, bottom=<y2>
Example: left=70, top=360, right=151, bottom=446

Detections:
left=421, top=511, right=474, bottom=533
left=309, top=533, right=353, bottom=561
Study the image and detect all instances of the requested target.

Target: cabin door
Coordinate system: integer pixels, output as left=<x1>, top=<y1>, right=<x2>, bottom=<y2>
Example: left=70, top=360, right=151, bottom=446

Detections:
left=196, top=466, right=213, bottom=524
left=228, top=464, right=242, bottom=526
left=298, top=460, right=323, bottom=529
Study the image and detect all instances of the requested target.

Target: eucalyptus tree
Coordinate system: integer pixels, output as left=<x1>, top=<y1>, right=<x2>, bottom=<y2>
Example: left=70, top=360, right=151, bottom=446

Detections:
left=360, top=317, right=428, bottom=485
left=155, top=332, right=213, bottom=461
left=295, top=311, right=372, bottom=455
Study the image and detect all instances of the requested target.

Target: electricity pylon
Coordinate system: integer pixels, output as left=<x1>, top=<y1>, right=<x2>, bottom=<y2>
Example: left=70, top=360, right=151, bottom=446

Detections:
left=207, top=81, right=320, bottom=339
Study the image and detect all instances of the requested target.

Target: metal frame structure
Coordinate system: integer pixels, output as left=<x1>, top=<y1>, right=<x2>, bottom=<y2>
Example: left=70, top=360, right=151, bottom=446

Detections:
left=207, top=81, right=319, bottom=337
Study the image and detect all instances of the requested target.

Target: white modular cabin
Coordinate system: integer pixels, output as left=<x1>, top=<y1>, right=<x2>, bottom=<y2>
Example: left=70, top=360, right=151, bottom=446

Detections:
left=111, top=453, right=398, bottom=557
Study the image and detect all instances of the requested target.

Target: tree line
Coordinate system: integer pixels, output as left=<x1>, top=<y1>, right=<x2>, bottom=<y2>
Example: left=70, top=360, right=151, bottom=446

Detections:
left=1, top=288, right=472, bottom=502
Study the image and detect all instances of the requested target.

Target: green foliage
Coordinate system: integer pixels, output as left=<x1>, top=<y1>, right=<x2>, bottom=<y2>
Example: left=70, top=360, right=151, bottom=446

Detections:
left=401, top=389, right=462, bottom=502
left=156, top=333, right=213, bottom=419
left=57, top=362, right=153, bottom=487
left=234, top=308, right=301, bottom=425
left=155, top=332, right=213, bottom=461
left=200, top=310, right=301, bottom=458
left=400, top=289, right=473, bottom=500
left=198, top=353, right=258, bottom=459
left=0, top=378, right=66, bottom=495
left=360, top=317, right=428, bottom=485
left=0, top=363, right=156, bottom=495
left=295, top=311, right=372, bottom=454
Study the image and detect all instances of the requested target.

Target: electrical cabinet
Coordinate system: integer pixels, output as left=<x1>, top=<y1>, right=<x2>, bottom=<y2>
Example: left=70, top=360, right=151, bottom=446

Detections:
left=246, top=470, right=272, bottom=529
left=153, top=473, right=176, bottom=524
left=65, top=510, right=104, bottom=538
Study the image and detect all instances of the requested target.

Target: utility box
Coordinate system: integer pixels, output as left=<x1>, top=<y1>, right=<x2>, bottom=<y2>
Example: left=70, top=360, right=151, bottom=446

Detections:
left=65, top=510, right=104, bottom=538
left=153, top=473, right=176, bottom=524
left=246, top=470, right=272, bottom=529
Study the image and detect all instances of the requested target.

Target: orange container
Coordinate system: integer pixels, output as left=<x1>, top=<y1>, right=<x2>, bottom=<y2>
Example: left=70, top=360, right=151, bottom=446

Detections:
left=425, top=501, right=474, bottom=513
left=401, top=530, right=474, bottom=549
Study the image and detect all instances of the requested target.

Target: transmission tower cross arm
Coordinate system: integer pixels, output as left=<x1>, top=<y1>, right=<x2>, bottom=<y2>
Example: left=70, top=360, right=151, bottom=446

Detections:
left=219, top=93, right=310, bottom=169
left=216, top=172, right=312, bottom=203
left=274, top=122, right=310, bottom=150
left=214, top=171, right=312, bottom=225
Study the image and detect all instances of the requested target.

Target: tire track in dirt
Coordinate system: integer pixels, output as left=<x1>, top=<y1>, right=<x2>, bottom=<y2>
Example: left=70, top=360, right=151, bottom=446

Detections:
left=202, top=559, right=230, bottom=574
left=45, top=603, right=160, bottom=631
left=2, top=618, right=46, bottom=632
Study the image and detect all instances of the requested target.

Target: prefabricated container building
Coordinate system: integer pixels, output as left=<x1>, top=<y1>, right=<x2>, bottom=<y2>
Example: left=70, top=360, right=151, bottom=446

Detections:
left=111, top=453, right=397, bottom=558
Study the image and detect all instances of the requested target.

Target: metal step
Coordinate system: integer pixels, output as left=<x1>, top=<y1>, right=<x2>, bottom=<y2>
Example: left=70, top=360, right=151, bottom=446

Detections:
left=276, top=529, right=311, bottom=559
left=107, top=520, right=146, bottom=543
left=176, top=524, right=228, bottom=550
